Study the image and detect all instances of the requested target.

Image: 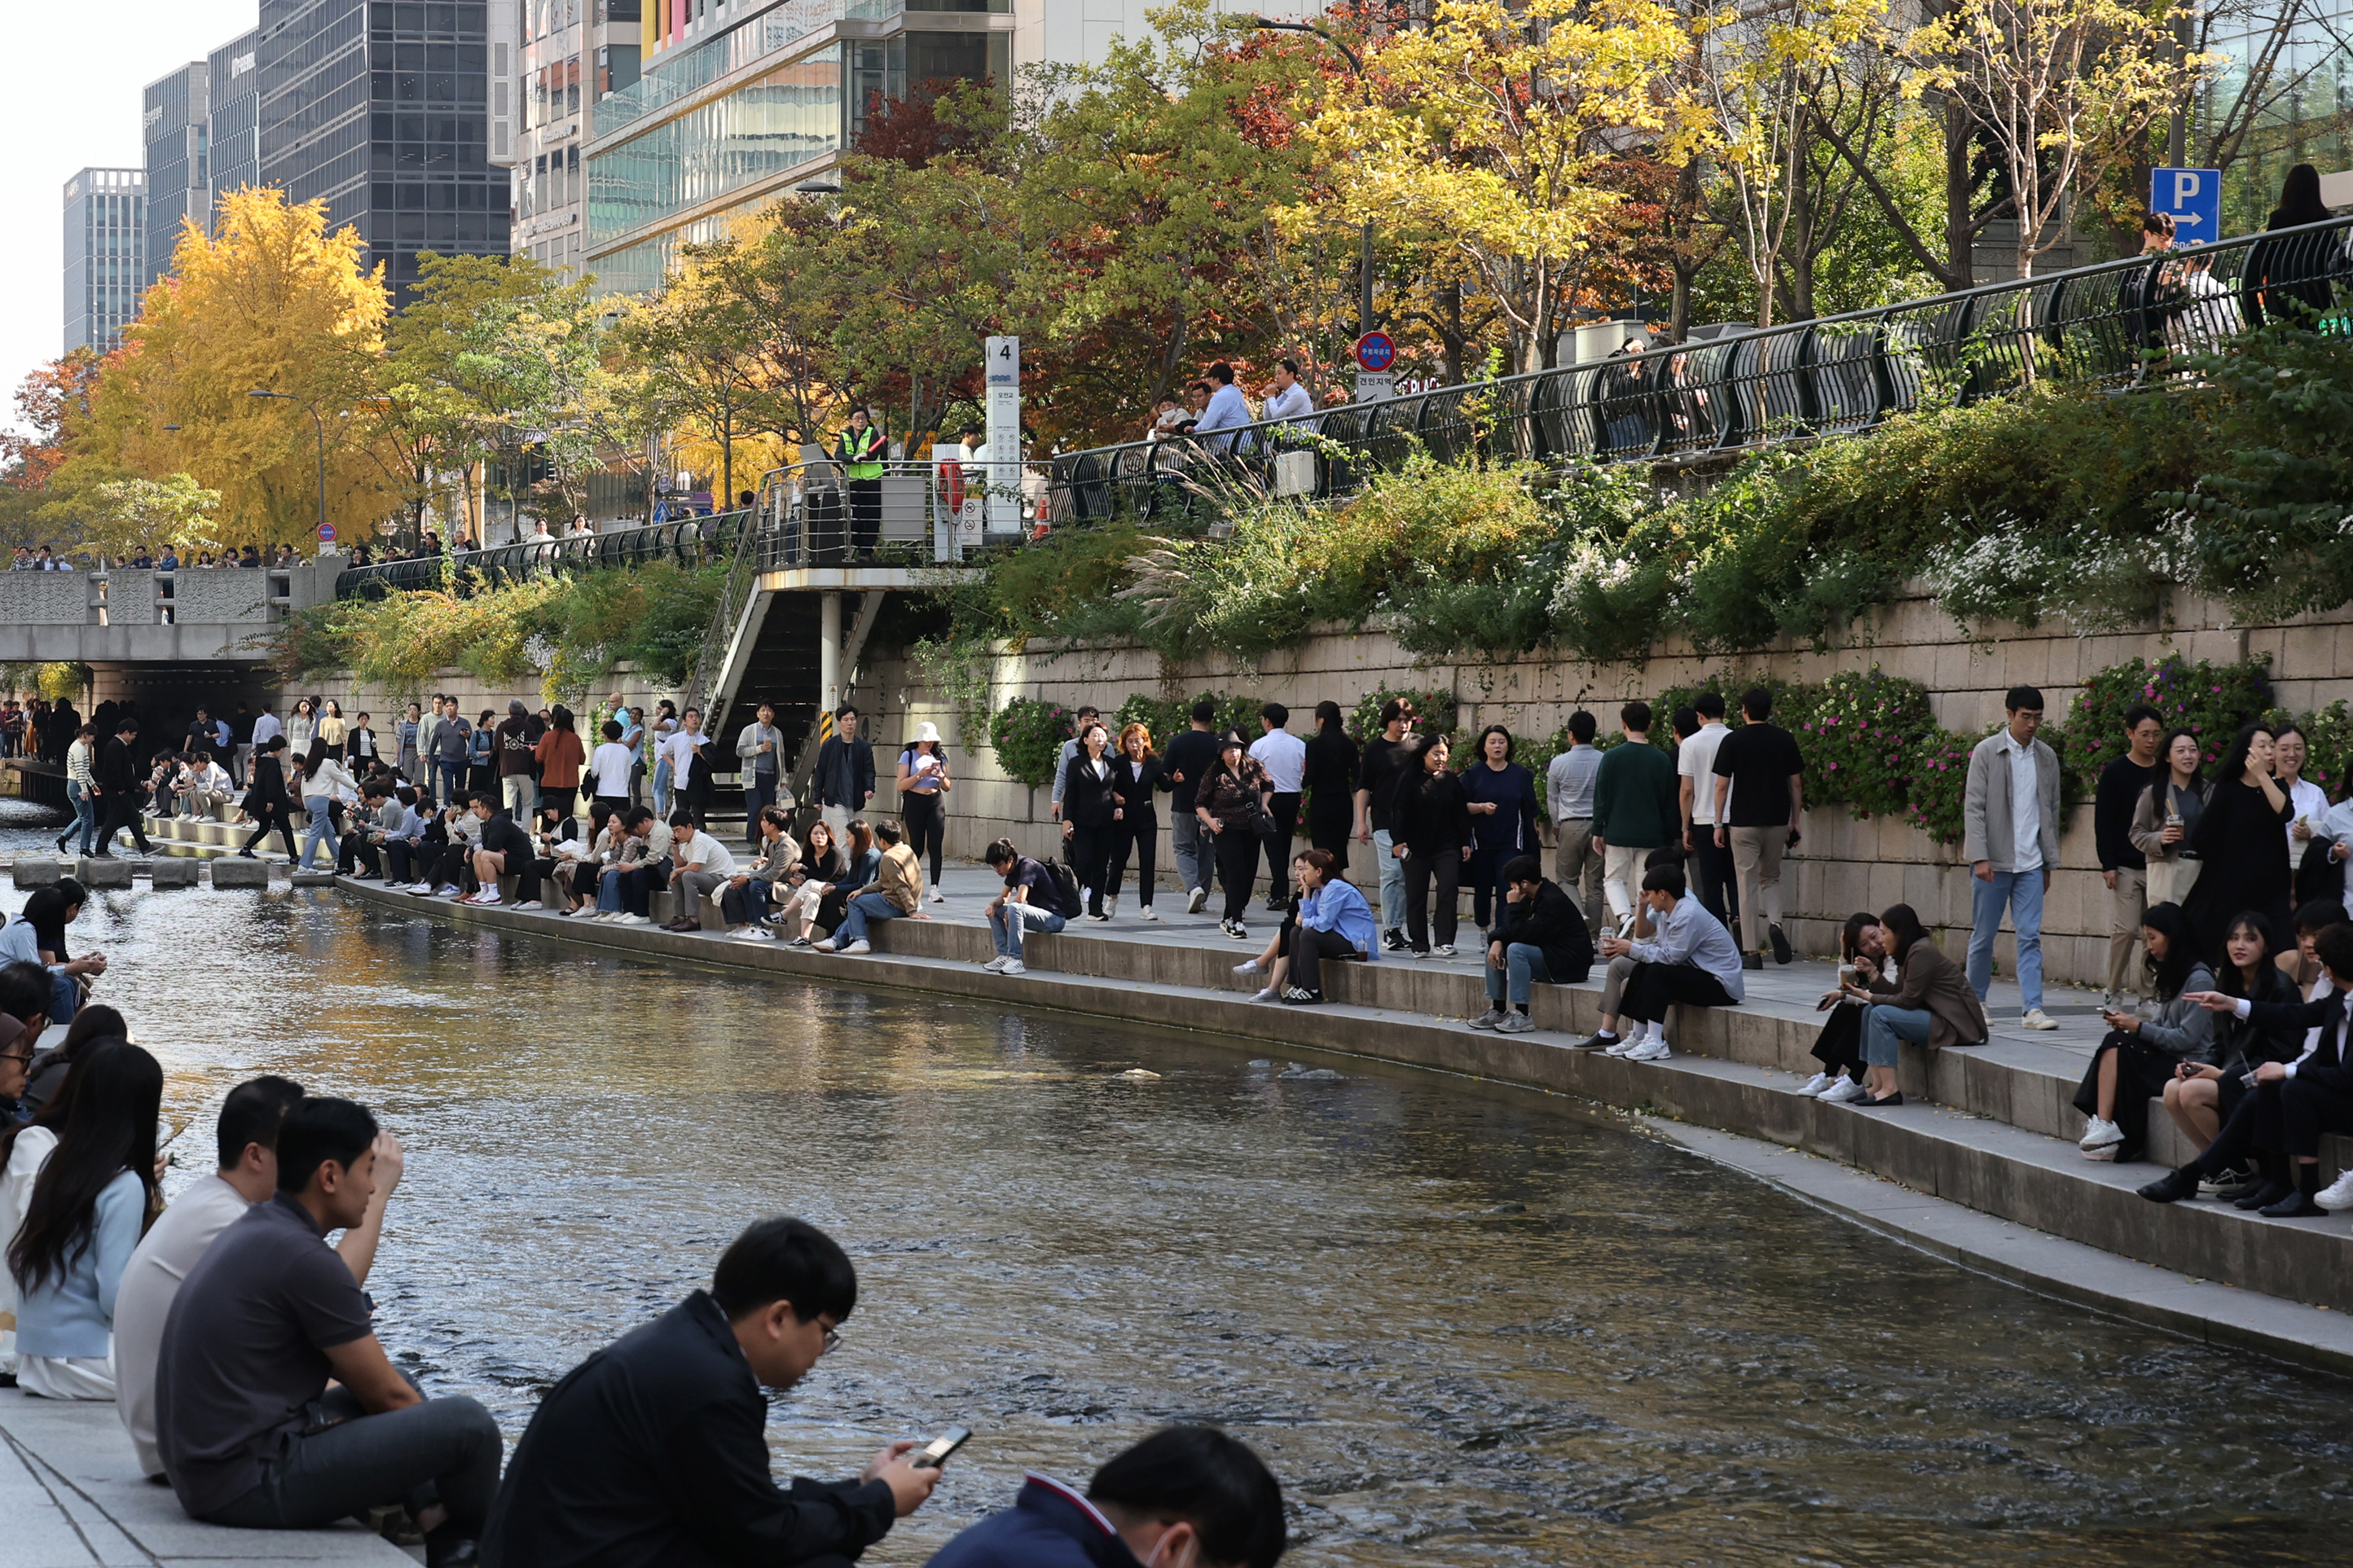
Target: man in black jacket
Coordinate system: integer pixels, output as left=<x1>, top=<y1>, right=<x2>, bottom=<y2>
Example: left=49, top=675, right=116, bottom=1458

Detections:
left=92, top=717, right=154, bottom=858
left=812, top=706, right=875, bottom=844
left=1470, top=855, right=1594, bottom=1034
left=482, top=1215, right=940, bottom=1568
left=2095, top=704, right=2162, bottom=1008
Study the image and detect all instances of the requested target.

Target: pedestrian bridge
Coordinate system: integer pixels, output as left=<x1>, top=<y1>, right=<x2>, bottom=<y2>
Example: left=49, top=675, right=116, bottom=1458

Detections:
left=0, top=563, right=331, bottom=664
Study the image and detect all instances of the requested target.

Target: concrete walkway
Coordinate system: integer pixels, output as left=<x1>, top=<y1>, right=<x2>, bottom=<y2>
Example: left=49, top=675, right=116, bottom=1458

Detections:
left=0, top=1392, right=412, bottom=1566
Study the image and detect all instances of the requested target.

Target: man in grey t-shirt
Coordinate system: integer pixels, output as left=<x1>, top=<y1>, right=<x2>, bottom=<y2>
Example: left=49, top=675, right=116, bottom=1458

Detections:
left=1545, top=711, right=1603, bottom=929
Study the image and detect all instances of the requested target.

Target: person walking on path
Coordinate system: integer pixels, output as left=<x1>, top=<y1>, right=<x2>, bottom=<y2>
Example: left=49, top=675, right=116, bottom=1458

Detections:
left=1302, top=701, right=1357, bottom=874
left=1963, top=685, right=2062, bottom=1031
left=814, top=705, right=874, bottom=845
left=1676, top=696, right=1736, bottom=929
left=533, top=705, right=585, bottom=818
left=735, top=703, right=786, bottom=851
left=1060, top=722, right=1122, bottom=920
left=1460, top=725, right=1540, bottom=937
left=1590, top=702, right=1677, bottom=936
left=836, top=408, right=888, bottom=557
left=91, top=718, right=154, bottom=858
left=1106, top=722, right=1166, bottom=920
left=2096, top=704, right=2164, bottom=1008
left=237, top=737, right=301, bottom=860
left=1356, top=698, right=1416, bottom=951
left=1248, top=705, right=1307, bottom=914
left=1545, top=711, right=1604, bottom=933
left=56, top=724, right=98, bottom=857
left=895, top=722, right=951, bottom=898
left=1197, top=734, right=1275, bottom=939
left=294, top=740, right=358, bottom=872
left=1163, top=701, right=1223, bottom=915
left=494, top=700, right=539, bottom=818
left=1711, top=687, right=1804, bottom=968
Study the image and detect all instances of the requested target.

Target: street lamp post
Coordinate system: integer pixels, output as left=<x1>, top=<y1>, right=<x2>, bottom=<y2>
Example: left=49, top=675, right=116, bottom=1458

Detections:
left=1251, top=16, right=1379, bottom=359
left=248, top=389, right=328, bottom=546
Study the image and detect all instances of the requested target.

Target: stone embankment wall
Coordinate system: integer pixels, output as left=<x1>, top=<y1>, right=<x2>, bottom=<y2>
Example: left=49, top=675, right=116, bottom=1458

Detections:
left=855, top=584, right=2353, bottom=988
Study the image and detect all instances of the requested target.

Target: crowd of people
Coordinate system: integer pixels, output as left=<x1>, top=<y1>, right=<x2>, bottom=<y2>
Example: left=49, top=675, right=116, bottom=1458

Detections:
left=0, top=992, right=1288, bottom=1567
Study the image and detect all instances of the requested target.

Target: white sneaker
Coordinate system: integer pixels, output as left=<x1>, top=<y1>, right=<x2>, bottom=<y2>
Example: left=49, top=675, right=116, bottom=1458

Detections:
left=2316, top=1169, right=2353, bottom=1211
left=843, top=939, right=871, bottom=954
left=1141, top=907, right=1159, bottom=921
left=1624, top=1037, right=1673, bottom=1062
left=1248, top=987, right=1276, bottom=1003
left=1819, top=1077, right=1870, bottom=1104
left=1187, top=887, right=1207, bottom=914
left=1433, top=944, right=1456, bottom=957
left=2078, top=1115, right=2124, bottom=1152
left=928, top=889, right=944, bottom=903
left=516, top=899, right=543, bottom=910
left=1000, top=959, right=1027, bottom=976
left=1106, top=898, right=1118, bottom=917
left=1234, top=959, right=1260, bottom=976
left=983, top=955, right=1011, bottom=973
left=812, top=938, right=838, bottom=953
left=1603, top=1037, right=1641, bottom=1056
left=1616, top=911, right=1638, bottom=938
left=1796, top=1071, right=1835, bottom=1096
left=438, top=885, right=462, bottom=898
left=408, top=881, right=434, bottom=894
left=617, top=913, right=649, bottom=926
left=2021, top=1008, right=2059, bottom=1031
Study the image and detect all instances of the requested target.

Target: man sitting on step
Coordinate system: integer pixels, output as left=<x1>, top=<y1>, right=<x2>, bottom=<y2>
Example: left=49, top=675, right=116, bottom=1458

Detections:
left=1575, top=861, right=1744, bottom=1061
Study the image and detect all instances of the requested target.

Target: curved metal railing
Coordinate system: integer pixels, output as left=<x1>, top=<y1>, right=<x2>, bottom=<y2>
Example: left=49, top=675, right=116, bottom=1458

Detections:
left=332, top=514, right=749, bottom=600
left=1046, top=213, right=2353, bottom=523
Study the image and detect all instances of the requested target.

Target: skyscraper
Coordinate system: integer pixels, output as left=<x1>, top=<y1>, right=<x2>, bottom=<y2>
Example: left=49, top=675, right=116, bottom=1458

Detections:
left=514, top=0, right=638, bottom=277
left=256, top=0, right=512, bottom=296
left=63, top=169, right=148, bottom=354
left=206, top=30, right=264, bottom=231
left=143, top=64, right=209, bottom=290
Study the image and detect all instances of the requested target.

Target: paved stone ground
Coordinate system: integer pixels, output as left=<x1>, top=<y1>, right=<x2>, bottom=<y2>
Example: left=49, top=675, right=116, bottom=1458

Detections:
left=0, top=1392, right=412, bottom=1566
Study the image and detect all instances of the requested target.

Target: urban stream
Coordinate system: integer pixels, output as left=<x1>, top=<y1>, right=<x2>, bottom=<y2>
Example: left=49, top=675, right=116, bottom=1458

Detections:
left=7, top=809, right=2353, bottom=1566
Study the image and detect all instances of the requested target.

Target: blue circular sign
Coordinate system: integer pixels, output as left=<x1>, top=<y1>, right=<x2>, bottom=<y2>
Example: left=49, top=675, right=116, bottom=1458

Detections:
left=1355, top=332, right=1396, bottom=373
left=317, top=522, right=336, bottom=542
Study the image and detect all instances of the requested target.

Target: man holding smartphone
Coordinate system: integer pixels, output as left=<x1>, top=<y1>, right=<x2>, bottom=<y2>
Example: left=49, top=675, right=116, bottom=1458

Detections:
left=482, top=1215, right=940, bottom=1567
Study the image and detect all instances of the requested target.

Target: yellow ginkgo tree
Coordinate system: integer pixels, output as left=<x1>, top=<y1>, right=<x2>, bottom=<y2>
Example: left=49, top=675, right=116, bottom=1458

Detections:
left=1295, top=0, right=1696, bottom=375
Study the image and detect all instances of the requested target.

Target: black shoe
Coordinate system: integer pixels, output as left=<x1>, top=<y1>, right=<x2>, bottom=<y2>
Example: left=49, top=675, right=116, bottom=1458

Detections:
left=1769, top=923, right=1792, bottom=964
left=2259, top=1188, right=2326, bottom=1219
left=1279, top=986, right=1323, bottom=1005
left=2232, top=1180, right=2291, bottom=1211
left=52, top=836, right=68, bottom=854
left=92, top=850, right=116, bottom=859
left=237, top=848, right=257, bottom=859
left=425, top=1533, right=482, bottom=1568
left=2137, top=1167, right=2201, bottom=1204
left=1381, top=928, right=1406, bottom=953
left=2210, top=1166, right=2266, bottom=1201
left=1573, top=1031, right=1620, bottom=1052
left=1741, top=952, right=1764, bottom=970
left=1858, top=1091, right=1905, bottom=1108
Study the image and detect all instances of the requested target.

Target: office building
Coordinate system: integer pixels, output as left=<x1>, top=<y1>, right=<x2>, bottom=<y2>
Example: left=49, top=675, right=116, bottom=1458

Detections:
left=515, top=0, right=641, bottom=275
left=255, top=0, right=512, bottom=296
left=63, top=169, right=147, bottom=354
left=143, top=64, right=209, bottom=290
left=206, top=30, right=265, bottom=230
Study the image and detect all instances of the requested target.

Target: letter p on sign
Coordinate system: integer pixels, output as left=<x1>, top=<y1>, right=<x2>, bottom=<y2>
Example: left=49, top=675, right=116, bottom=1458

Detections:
left=2152, top=166, right=2222, bottom=243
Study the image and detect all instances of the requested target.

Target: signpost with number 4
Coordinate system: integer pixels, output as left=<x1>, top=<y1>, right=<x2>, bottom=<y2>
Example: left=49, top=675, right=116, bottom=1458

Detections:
left=2150, top=167, right=2223, bottom=245
left=983, top=335, right=1019, bottom=537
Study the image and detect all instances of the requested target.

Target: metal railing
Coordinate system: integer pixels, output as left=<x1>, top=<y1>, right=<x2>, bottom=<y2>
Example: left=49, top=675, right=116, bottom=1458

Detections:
left=332, top=515, right=748, bottom=599
left=1046, top=214, right=2353, bottom=525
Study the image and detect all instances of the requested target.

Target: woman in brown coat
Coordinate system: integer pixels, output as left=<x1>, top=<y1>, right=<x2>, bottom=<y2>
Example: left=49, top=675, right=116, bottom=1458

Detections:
left=1836, top=903, right=1990, bottom=1107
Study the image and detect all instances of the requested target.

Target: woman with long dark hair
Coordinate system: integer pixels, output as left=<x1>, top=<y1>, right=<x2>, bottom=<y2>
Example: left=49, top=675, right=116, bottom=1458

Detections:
left=1798, top=912, right=1886, bottom=1104
left=2181, top=723, right=2294, bottom=957
left=2128, top=727, right=2206, bottom=908
left=1196, top=733, right=1274, bottom=939
left=2242, top=163, right=2345, bottom=327
left=895, top=723, right=952, bottom=900
left=534, top=704, right=585, bottom=817
left=1105, top=722, right=1166, bottom=921
left=8, top=1039, right=161, bottom=1399
left=2157, top=909, right=2299, bottom=1173
left=1391, top=735, right=1472, bottom=957
left=20, top=1003, right=130, bottom=1115
left=1849, top=902, right=1988, bottom=1108
left=2076, top=902, right=2214, bottom=1162
left=810, top=819, right=878, bottom=942
left=237, top=736, right=300, bottom=861
left=1301, top=701, right=1358, bottom=874
left=1059, top=722, right=1120, bottom=920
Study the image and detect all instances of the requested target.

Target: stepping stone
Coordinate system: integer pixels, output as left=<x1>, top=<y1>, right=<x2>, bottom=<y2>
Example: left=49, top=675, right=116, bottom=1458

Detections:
left=75, top=858, right=134, bottom=889
left=11, top=859, right=61, bottom=889
left=208, top=857, right=269, bottom=889
left=290, top=870, right=339, bottom=887
left=147, top=859, right=200, bottom=888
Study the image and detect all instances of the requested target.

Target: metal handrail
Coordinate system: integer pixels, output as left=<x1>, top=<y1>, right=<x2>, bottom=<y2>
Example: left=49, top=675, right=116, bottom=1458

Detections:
left=332, top=514, right=746, bottom=600
left=1046, top=213, right=2353, bottom=522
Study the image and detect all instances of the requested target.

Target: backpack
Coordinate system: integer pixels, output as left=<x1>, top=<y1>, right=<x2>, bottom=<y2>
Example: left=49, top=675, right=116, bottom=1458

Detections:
left=1039, top=856, right=1084, bottom=919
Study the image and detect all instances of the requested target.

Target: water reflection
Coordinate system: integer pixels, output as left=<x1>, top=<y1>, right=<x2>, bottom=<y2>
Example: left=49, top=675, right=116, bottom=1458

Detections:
left=4, top=830, right=2349, bottom=1566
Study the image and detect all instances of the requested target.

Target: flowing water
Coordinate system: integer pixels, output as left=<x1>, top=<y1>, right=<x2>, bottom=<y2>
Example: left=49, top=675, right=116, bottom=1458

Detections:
left=7, top=804, right=2352, bottom=1566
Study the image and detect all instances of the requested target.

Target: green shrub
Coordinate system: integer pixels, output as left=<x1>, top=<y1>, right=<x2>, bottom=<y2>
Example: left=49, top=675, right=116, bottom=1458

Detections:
left=987, top=696, right=1075, bottom=788
left=1899, top=728, right=1983, bottom=846
left=2067, top=652, right=2274, bottom=775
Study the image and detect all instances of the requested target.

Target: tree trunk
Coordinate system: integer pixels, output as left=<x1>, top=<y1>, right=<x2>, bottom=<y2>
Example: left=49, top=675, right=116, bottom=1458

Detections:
left=1942, top=92, right=1977, bottom=285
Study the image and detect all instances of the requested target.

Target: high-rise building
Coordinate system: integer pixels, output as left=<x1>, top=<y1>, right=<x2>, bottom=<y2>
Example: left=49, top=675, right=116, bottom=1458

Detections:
left=143, top=64, right=210, bottom=290
left=206, top=30, right=265, bottom=230
left=514, top=0, right=640, bottom=276
left=63, top=169, right=148, bottom=354
left=256, top=0, right=512, bottom=296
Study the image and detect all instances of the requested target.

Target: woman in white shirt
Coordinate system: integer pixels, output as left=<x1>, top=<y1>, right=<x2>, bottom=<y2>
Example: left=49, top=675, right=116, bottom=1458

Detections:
left=284, top=696, right=318, bottom=758
left=55, top=725, right=98, bottom=858
left=293, top=739, right=358, bottom=872
left=2275, top=724, right=2329, bottom=875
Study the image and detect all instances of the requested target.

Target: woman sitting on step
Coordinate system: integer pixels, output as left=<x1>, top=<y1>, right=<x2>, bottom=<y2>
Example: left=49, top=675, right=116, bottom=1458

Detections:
left=2157, top=910, right=2301, bottom=1183
left=1797, top=912, right=1886, bottom=1105
left=2076, top=902, right=2213, bottom=1162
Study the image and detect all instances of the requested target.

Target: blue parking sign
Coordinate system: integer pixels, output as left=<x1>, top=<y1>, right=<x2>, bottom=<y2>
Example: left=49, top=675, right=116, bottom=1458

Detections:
left=2151, top=167, right=2223, bottom=245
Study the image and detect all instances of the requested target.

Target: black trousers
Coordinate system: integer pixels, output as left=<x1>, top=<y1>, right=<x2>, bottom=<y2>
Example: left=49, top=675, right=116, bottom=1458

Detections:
left=242, top=804, right=297, bottom=859
left=1105, top=819, right=1157, bottom=907
left=2074, top=1030, right=2179, bottom=1162
left=1260, top=792, right=1301, bottom=903
left=1067, top=824, right=1115, bottom=915
left=1690, top=832, right=1740, bottom=928
left=1811, top=1004, right=1866, bottom=1079
left=1281, top=922, right=1361, bottom=993
left=2281, top=1077, right=2353, bottom=1159
left=385, top=841, right=423, bottom=882
left=1401, top=847, right=1461, bottom=951
left=847, top=477, right=882, bottom=555
left=1213, top=824, right=1260, bottom=921
left=2188, top=1078, right=2287, bottom=1175
left=1307, top=801, right=1352, bottom=875
left=621, top=861, right=667, bottom=917
left=98, top=791, right=152, bottom=854
left=1467, top=845, right=1513, bottom=929
left=902, top=793, right=945, bottom=883
left=338, top=833, right=381, bottom=876
left=1619, top=961, right=1739, bottom=1025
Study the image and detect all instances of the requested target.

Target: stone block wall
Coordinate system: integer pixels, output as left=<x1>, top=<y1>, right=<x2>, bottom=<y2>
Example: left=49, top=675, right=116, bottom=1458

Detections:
left=0, top=573, right=95, bottom=625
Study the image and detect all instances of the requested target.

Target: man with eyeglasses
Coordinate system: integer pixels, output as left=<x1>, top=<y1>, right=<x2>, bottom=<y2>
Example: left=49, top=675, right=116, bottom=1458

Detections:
left=0, top=1012, right=34, bottom=1125
left=482, top=1214, right=942, bottom=1567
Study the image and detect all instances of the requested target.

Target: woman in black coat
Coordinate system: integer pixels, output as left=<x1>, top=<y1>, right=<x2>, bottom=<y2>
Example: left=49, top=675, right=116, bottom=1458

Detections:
left=1301, top=700, right=1359, bottom=874
left=2181, top=723, right=2294, bottom=959
left=2241, top=163, right=2344, bottom=327
left=1390, top=734, right=1472, bottom=956
left=1059, top=721, right=1121, bottom=919
left=1105, top=723, right=1168, bottom=920
left=237, top=737, right=300, bottom=860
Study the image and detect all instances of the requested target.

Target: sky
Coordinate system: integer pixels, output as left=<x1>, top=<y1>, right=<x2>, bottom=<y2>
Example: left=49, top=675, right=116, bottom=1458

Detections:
left=2, top=0, right=257, bottom=437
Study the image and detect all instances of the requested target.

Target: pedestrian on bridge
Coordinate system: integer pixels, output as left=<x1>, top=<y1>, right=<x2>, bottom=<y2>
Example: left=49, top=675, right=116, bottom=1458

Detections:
left=837, top=408, right=887, bottom=557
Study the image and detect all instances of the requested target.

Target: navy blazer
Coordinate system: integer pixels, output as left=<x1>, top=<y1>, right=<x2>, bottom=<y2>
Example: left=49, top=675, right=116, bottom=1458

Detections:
left=2247, top=989, right=2353, bottom=1097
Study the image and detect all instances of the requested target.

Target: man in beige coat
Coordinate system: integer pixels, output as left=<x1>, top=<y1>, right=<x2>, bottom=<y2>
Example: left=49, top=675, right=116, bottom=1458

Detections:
left=1962, top=684, right=2064, bottom=1031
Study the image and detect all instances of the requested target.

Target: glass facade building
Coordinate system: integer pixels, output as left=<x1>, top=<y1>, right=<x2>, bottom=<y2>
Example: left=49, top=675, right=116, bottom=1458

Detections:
left=143, top=64, right=209, bottom=292
left=256, top=0, right=512, bottom=296
left=583, top=0, right=1009, bottom=294
left=516, top=0, right=644, bottom=276
left=2205, top=6, right=2353, bottom=236
left=206, top=31, right=265, bottom=231
left=63, top=169, right=147, bottom=354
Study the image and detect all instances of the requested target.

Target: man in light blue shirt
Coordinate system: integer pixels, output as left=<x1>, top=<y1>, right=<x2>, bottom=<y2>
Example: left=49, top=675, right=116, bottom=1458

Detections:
left=1575, top=861, right=1743, bottom=1059
left=1194, top=363, right=1251, bottom=452
left=1261, top=359, right=1315, bottom=428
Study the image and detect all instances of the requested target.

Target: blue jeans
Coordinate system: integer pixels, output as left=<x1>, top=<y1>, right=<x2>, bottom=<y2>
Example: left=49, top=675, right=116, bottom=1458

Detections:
left=1967, top=867, right=2046, bottom=1012
left=46, top=969, right=77, bottom=1027
left=653, top=757, right=673, bottom=819
left=834, top=890, right=901, bottom=946
left=1169, top=810, right=1212, bottom=896
left=1484, top=942, right=1551, bottom=1005
left=64, top=780, right=96, bottom=854
left=435, top=761, right=464, bottom=809
left=1863, top=1004, right=1933, bottom=1066
left=1373, top=828, right=1405, bottom=931
left=300, top=795, right=339, bottom=869
left=987, top=902, right=1066, bottom=957
left=596, top=867, right=627, bottom=913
